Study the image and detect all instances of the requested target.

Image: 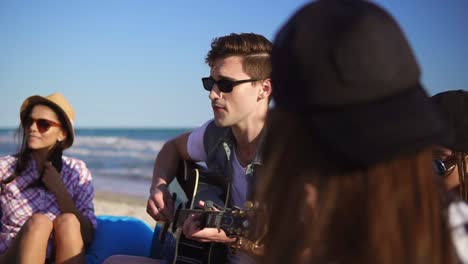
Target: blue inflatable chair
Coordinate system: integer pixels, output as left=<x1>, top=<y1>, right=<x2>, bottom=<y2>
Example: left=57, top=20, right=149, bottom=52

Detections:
left=86, top=215, right=157, bottom=264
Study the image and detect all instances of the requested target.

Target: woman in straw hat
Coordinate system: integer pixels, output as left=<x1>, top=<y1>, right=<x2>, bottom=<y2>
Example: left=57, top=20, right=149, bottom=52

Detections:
left=255, top=0, right=466, bottom=263
left=0, top=93, right=96, bottom=263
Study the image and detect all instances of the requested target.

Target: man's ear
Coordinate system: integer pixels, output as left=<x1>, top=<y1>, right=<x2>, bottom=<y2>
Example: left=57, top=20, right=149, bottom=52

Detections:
left=258, top=78, right=272, bottom=100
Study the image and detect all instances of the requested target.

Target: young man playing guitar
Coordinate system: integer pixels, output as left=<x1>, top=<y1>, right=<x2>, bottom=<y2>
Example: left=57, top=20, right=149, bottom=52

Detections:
left=148, top=33, right=272, bottom=264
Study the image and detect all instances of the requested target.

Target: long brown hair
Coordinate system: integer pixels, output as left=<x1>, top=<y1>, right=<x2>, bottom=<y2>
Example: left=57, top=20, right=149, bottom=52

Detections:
left=256, top=109, right=457, bottom=264
left=455, top=152, right=468, bottom=200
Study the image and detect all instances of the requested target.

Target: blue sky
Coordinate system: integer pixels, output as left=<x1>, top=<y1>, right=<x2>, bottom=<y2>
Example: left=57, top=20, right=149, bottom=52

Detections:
left=1, top=0, right=467, bottom=128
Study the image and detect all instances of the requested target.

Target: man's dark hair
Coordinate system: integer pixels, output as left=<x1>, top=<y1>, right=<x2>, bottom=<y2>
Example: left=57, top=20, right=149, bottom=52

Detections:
left=205, top=33, right=272, bottom=80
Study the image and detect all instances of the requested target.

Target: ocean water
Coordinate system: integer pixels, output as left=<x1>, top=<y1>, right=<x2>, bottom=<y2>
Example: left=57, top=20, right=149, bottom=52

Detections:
left=0, top=128, right=191, bottom=197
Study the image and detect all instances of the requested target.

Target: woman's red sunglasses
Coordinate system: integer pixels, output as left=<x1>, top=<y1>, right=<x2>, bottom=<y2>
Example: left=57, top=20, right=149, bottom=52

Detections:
left=24, top=117, right=61, bottom=133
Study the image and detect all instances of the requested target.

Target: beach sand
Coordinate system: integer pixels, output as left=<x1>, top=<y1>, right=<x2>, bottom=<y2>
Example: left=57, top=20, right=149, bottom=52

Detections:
left=92, top=175, right=187, bottom=230
left=93, top=190, right=157, bottom=229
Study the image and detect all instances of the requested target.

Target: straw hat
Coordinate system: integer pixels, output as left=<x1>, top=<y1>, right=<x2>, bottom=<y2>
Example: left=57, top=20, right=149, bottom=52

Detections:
left=20, top=93, right=75, bottom=148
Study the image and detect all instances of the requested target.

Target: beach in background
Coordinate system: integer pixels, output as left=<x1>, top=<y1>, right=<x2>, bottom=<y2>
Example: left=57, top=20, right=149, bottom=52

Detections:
left=0, top=127, right=192, bottom=228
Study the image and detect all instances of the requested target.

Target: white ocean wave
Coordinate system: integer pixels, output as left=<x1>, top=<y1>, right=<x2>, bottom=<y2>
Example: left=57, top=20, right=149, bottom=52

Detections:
left=73, top=136, right=165, bottom=152
left=66, top=148, right=157, bottom=161
left=92, top=167, right=153, bottom=180
left=0, top=131, right=173, bottom=182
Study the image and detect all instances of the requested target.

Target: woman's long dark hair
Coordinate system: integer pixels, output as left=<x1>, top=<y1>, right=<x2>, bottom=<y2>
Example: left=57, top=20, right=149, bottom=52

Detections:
left=2, top=102, right=68, bottom=185
left=456, top=152, right=468, bottom=200
left=256, top=109, right=457, bottom=264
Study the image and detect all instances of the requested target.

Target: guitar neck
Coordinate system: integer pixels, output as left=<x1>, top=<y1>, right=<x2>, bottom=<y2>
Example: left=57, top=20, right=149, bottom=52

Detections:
left=175, top=209, right=199, bottom=228
left=175, top=209, right=226, bottom=229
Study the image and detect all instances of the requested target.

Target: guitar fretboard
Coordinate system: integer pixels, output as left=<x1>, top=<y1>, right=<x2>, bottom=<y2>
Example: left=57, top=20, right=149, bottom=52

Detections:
left=175, top=209, right=234, bottom=230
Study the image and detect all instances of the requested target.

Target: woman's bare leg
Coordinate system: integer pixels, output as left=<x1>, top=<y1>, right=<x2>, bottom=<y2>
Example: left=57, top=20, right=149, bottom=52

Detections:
left=103, top=255, right=165, bottom=264
left=0, top=213, right=53, bottom=264
left=53, top=213, right=85, bottom=264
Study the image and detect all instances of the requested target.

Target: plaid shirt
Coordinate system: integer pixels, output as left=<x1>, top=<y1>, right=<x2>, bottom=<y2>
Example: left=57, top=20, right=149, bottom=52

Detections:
left=0, top=155, right=97, bottom=257
left=449, top=200, right=468, bottom=263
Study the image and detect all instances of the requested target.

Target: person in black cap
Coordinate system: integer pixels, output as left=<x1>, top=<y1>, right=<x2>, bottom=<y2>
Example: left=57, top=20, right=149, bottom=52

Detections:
left=432, top=90, right=468, bottom=200
left=255, top=0, right=463, bottom=263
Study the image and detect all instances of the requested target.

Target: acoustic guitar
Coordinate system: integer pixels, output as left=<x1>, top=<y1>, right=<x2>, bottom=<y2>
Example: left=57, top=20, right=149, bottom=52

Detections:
left=160, top=160, right=263, bottom=264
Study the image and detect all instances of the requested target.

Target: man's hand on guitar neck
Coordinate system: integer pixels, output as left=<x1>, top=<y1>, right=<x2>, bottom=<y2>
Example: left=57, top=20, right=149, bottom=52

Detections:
left=147, top=182, right=174, bottom=222
left=182, top=201, right=237, bottom=244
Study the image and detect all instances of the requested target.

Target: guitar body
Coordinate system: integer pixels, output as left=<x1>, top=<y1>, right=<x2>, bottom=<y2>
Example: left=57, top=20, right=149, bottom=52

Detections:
left=169, top=160, right=229, bottom=264
left=174, top=160, right=226, bottom=210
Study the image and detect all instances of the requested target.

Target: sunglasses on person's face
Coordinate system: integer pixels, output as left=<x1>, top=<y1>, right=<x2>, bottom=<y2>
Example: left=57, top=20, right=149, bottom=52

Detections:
left=202, top=76, right=259, bottom=93
left=433, top=151, right=467, bottom=177
left=24, top=117, right=61, bottom=133
left=434, top=153, right=468, bottom=177
left=434, top=158, right=457, bottom=177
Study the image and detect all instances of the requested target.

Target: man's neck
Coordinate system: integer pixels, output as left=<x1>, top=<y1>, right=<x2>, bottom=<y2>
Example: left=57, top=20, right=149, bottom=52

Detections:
left=230, top=110, right=267, bottom=166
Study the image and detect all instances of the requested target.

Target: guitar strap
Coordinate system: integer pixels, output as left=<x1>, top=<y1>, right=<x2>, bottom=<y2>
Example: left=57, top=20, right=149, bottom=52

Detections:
left=246, top=127, right=266, bottom=201
left=222, top=141, right=232, bottom=207
left=203, top=121, right=235, bottom=206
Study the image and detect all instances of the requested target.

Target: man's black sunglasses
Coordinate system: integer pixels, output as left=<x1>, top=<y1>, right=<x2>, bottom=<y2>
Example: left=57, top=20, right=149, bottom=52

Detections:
left=202, top=76, right=259, bottom=93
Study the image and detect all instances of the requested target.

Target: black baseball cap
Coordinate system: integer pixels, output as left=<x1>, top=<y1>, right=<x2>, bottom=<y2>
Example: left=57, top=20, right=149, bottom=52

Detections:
left=272, top=0, right=448, bottom=167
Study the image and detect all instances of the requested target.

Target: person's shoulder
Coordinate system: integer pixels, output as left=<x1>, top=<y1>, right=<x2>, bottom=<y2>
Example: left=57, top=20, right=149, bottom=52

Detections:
left=204, top=120, right=230, bottom=136
left=0, top=155, right=17, bottom=168
left=202, top=120, right=233, bottom=148
left=62, top=156, right=88, bottom=171
left=0, top=155, right=17, bottom=180
left=448, top=200, right=468, bottom=264
left=197, top=119, right=216, bottom=132
left=448, top=200, right=468, bottom=226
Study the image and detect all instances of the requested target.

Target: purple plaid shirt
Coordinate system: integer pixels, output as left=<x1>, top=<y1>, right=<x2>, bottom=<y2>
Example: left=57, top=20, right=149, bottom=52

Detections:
left=0, top=155, right=97, bottom=257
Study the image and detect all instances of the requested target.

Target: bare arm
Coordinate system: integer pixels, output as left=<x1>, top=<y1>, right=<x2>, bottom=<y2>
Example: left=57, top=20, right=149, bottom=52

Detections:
left=147, top=132, right=191, bottom=222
